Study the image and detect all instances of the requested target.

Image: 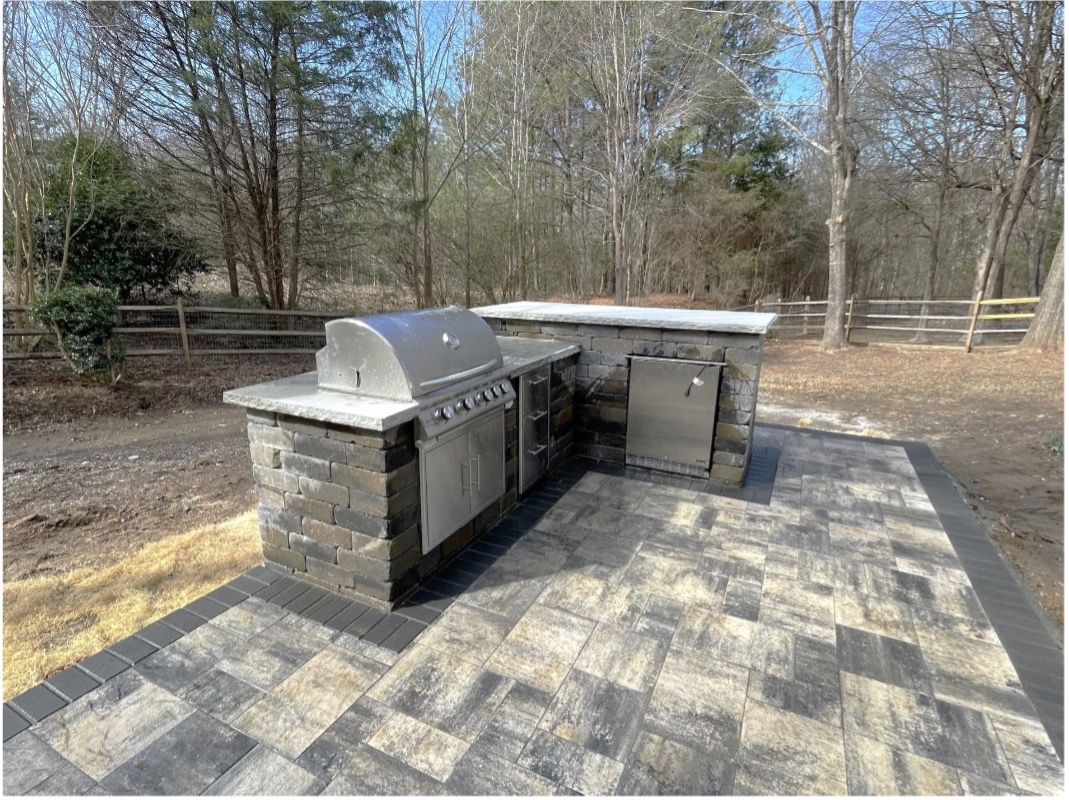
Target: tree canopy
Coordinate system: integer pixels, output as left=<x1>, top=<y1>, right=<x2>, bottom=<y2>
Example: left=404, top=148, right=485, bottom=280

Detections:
left=3, top=1, right=1063, bottom=347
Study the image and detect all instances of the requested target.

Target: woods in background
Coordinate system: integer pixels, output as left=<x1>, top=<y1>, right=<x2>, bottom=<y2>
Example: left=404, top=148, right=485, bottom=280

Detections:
left=3, top=1, right=1063, bottom=350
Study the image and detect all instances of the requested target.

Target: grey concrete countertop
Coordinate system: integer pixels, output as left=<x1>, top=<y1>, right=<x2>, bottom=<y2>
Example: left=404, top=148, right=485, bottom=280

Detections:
left=474, top=301, right=777, bottom=335
left=223, top=336, right=579, bottom=429
left=223, top=372, right=420, bottom=431
left=498, top=336, right=580, bottom=377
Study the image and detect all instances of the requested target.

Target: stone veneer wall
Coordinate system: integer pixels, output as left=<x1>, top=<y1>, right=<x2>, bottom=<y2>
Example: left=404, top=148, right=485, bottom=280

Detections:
left=485, top=320, right=762, bottom=485
left=245, top=354, right=577, bottom=610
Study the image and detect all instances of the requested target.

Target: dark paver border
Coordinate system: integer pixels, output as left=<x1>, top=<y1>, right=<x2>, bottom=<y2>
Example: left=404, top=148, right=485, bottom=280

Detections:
left=759, top=421, right=1064, bottom=761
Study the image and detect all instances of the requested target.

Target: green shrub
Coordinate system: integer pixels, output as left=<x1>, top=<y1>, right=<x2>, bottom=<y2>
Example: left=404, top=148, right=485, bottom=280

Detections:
left=32, top=286, right=125, bottom=382
left=1047, top=433, right=1063, bottom=456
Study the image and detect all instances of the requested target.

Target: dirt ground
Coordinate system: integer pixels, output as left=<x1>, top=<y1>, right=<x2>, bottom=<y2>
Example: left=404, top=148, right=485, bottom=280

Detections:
left=3, top=341, right=1063, bottom=642
left=3, top=355, right=315, bottom=582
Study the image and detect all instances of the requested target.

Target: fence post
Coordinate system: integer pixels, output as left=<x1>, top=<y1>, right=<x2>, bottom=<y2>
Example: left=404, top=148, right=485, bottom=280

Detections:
left=964, top=291, right=982, bottom=353
left=845, top=295, right=856, bottom=343
left=176, top=298, right=192, bottom=367
left=803, top=294, right=810, bottom=336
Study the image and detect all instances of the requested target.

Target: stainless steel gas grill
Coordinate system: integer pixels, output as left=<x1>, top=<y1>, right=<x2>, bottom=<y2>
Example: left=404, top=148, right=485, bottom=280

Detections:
left=316, top=306, right=516, bottom=553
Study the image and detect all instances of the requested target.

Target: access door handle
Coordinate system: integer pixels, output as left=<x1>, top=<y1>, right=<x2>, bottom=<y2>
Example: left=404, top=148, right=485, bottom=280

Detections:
left=460, top=460, right=470, bottom=494
left=469, top=455, right=481, bottom=491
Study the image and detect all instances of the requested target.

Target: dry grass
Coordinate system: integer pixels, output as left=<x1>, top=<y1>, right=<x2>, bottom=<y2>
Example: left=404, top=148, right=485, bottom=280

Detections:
left=3, top=511, right=262, bottom=701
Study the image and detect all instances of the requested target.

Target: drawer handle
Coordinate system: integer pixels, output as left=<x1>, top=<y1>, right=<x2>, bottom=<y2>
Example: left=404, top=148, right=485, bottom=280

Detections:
left=528, top=375, right=548, bottom=386
left=527, top=444, right=547, bottom=456
left=526, top=410, right=548, bottom=422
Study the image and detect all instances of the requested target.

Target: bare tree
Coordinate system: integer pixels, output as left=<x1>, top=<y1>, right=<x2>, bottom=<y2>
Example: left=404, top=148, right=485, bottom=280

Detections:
left=968, top=1, right=1063, bottom=305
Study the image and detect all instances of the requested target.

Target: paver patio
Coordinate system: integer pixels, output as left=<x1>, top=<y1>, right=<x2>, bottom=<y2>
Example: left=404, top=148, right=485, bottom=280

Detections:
left=4, top=425, right=1064, bottom=795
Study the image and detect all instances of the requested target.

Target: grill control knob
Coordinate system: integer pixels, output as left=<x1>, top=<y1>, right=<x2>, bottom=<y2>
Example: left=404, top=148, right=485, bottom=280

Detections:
left=499, top=382, right=509, bottom=393
left=464, top=396, right=476, bottom=410
left=455, top=399, right=466, bottom=413
left=492, top=385, right=502, bottom=397
left=440, top=405, right=454, bottom=420
left=483, top=389, right=494, bottom=402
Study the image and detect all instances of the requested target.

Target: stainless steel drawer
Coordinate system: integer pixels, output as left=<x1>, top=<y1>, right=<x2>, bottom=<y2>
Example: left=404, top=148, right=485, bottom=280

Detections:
left=519, top=366, right=551, bottom=493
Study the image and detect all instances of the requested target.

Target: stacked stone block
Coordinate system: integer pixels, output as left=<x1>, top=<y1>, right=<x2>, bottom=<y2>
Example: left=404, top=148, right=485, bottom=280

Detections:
left=247, top=410, right=421, bottom=608
left=483, top=318, right=764, bottom=485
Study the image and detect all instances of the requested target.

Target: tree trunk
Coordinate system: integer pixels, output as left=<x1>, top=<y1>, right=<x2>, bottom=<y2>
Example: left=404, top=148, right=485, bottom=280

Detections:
left=823, top=177, right=848, bottom=351
left=1020, top=236, right=1063, bottom=350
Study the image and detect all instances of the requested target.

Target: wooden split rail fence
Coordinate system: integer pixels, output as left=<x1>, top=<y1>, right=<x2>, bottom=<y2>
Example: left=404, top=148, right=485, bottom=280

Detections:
left=744, top=294, right=1039, bottom=350
left=2, top=302, right=350, bottom=364
left=3, top=294, right=1039, bottom=362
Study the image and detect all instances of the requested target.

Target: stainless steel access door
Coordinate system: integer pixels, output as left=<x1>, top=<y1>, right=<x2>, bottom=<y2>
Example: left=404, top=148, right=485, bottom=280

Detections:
left=625, top=357, right=721, bottom=471
left=420, top=425, right=471, bottom=552
left=468, top=408, right=505, bottom=515
left=419, top=405, right=505, bottom=553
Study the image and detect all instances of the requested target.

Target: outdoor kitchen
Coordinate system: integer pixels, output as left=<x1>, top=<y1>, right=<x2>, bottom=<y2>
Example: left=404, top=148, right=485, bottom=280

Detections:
left=6, top=303, right=1063, bottom=795
left=223, top=302, right=777, bottom=612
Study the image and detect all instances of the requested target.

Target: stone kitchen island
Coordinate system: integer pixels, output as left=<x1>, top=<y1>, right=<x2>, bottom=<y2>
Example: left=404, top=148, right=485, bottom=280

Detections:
left=224, top=327, right=578, bottom=611
left=474, top=302, right=777, bottom=485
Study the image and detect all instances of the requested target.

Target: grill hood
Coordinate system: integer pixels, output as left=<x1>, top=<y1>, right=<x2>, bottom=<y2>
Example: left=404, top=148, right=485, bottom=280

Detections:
left=315, top=306, right=503, bottom=401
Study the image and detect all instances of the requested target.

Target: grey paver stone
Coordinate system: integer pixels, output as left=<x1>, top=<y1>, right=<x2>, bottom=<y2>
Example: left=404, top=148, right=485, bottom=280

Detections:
left=304, top=595, right=353, bottom=624
left=4, top=705, right=31, bottom=742
left=185, top=596, right=230, bottom=621
left=3, top=731, right=76, bottom=795
left=77, top=651, right=130, bottom=683
left=366, top=646, right=512, bottom=742
left=175, top=667, right=264, bottom=724
left=284, top=586, right=329, bottom=614
left=380, top=619, right=427, bottom=652
left=323, top=601, right=372, bottom=632
left=254, top=575, right=298, bottom=602
left=95, top=710, right=255, bottom=795
left=244, top=564, right=284, bottom=584
left=9, top=685, right=68, bottom=723
left=320, top=743, right=444, bottom=795
left=447, top=745, right=557, bottom=795
left=158, top=608, right=208, bottom=634
left=44, top=666, right=100, bottom=703
left=207, top=585, right=248, bottom=607
left=268, top=582, right=315, bottom=608
left=33, top=670, right=193, bottom=781
left=617, top=729, right=735, bottom=795
left=136, top=622, right=185, bottom=648
left=296, top=697, right=394, bottom=783
left=227, top=574, right=269, bottom=596
left=344, top=608, right=386, bottom=638
left=23, top=758, right=96, bottom=796
left=107, top=634, right=159, bottom=665
left=518, top=729, right=625, bottom=796
left=205, top=745, right=324, bottom=795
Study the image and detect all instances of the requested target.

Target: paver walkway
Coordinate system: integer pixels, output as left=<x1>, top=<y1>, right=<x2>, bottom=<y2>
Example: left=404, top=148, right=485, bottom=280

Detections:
left=3, top=426, right=1064, bottom=795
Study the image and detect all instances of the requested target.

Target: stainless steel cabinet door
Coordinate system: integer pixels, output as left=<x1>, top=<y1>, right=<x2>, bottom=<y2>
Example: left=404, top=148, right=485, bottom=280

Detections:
left=421, top=427, right=472, bottom=551
left=468, top=407, right=505, bottom=515
left=626, top=358, right=720, bottom=470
